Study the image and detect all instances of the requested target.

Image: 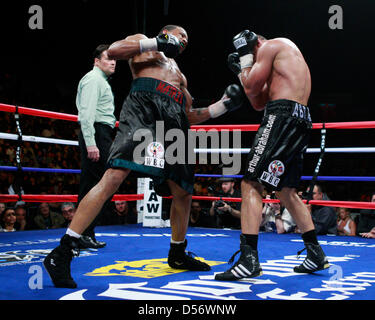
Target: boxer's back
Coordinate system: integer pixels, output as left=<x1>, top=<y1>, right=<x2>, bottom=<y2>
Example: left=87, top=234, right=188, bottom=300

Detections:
left=267, top=38, right=311, bottom=106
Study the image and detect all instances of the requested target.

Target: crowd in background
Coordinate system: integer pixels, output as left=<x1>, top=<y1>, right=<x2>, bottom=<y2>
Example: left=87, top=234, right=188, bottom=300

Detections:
left=1, top=185, right=374, bottom=239
left=0, top=112, right=374, bottom=239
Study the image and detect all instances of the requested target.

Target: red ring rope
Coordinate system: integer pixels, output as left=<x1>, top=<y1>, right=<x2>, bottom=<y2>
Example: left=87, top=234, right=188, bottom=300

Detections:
left=0, top=194, right=143, bottom=203
left=1, top=194, right=374, bottom=210
left=1, top=103, right=375, bottom=130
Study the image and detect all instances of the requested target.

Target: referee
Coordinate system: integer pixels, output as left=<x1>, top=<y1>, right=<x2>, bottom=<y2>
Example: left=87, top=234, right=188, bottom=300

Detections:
left=76, top=44, right=116, bottom=248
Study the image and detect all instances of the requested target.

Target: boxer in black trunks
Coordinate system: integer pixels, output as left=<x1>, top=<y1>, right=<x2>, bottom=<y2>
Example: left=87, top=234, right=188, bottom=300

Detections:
left=215, top=31, right=329, bottom=281
left=43, top=25, right=244, bottom=288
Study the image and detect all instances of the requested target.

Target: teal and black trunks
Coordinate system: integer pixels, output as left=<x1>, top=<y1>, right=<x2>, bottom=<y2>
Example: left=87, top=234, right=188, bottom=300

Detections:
left=107, top=77, right=194, bottom=196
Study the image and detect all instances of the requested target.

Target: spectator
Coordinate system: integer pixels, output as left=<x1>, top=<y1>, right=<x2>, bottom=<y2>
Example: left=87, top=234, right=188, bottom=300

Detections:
left=260, top=193, right=278, bottom=232
left=261, top=192, right=297, bottom=234
left=0, top=207, right=17, bottom=232
left=356, top=192, right=375, bottom=235
left=209, top=177, right=241, bottom=229
left=307, top=184, right=337, bottom=235
left=360, top=227, right=375, bottom=239
left=0, top=202, right=5, bottom=215
left=14, top=205, right=32, bottom=231
left=33, top=202, right=65, bottom=230
left=275, top=207, right=297, bottom=234
left=61, top=202, right=76, bottom=227
left=189, top=201, right=217, bottom=228
left=102, top=200, right=137, bottom=226
left=337, top=207, right=356, bottom=236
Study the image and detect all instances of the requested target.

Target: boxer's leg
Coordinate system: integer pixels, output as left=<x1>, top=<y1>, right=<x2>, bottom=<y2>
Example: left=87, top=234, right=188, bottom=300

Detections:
left=240, top=179, right=264, bottom=235
left=43, top=168, right=130, bottom=288
left=215, top=179, right=263, bottom=281
left=167, top=179, right=210, bottom=271
left=275, top=187, right=314, bottom=233
left=277, top=187, right=330, bottom=273
left=69, top=168, right=130, bottom=234
left=168, top=179, right=192, bottom=242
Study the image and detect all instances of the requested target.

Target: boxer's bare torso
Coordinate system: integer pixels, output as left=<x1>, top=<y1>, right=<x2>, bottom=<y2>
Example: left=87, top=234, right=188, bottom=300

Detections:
left=128, top=37, right=194, bottom=109
left=107, top=27, right=195, bottom=113
left=242, top=37, right=311, bottom=109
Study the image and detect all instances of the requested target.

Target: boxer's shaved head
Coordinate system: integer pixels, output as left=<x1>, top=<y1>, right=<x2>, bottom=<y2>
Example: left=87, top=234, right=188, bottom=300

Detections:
left=158, top=25, right=182, bottom=35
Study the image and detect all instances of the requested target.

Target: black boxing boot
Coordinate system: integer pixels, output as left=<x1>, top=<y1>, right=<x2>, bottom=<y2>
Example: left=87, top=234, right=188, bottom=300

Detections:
left=168, top=239, right=211, bottom=271
left=43, top=234, right=80, bottom=288
left=78, top=235, right=106, bottom=249
left=215, top=234, right=263, bottom=281
left=294, top=243, right=330, bottom=273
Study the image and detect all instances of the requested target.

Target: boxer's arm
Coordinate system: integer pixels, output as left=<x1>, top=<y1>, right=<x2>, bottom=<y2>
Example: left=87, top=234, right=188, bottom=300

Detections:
left=183, top=85, right=244, bottom=124
left=240, top=43, right=276, bottom=110
left=107, top=34, right=148, bottom=60
left=108, top=33, right=181, bottom=60
left=182, top=87, right=211, bottom=124
left=247, top=83, right=269, bottom=111
left=186, top=107, right=211, bottom=125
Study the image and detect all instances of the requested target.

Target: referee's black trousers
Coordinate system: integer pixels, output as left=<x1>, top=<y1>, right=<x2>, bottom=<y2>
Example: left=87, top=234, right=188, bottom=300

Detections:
left=78, top=122, right=114, bottom=238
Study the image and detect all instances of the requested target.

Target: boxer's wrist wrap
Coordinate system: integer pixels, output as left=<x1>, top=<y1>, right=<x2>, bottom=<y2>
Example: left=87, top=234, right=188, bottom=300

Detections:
left=238, top=73, right=243, bottom=86
left=239, top=53, right=254, bottom=69
left=208, top=101, right=226, bottom=118
left=139, top=38, right=158, bottom=53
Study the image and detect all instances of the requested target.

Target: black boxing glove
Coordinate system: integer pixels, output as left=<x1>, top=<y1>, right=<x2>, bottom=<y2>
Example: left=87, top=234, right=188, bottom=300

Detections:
left=208, top=84, right=244, bottom=118
left=227, top=52, right=241, bottom=76
left=139, top=33, right=182, bottom=58
left=232, top=30, right=258, bottom=69
left=223, top=84, right=244, bottom=111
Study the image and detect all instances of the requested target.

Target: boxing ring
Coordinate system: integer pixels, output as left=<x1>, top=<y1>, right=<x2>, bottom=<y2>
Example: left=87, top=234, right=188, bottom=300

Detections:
left=0, top=102, right=375, bottom=301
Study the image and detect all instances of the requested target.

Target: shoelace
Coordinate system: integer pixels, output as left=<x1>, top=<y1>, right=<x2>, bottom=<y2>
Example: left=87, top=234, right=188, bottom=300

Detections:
left=71, top=247, right=80, bottom=258
left=186, top=251, right=197, bottom=259
left=186, top=251, right=205, bottom=263
left=296, top=247, right=306, bottom=259
left=228, top=250, right=241, bottom=265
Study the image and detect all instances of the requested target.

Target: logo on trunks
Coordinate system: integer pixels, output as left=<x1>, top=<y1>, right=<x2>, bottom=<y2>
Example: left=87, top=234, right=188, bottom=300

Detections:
left=145, top=142, right=165, bottom=169
left=133, top=121, right=242, bottom=175
left=260, top=160, right=285, bottom=187
left=156, top=82, right=184, bottom=105
left=292, top=103, right=312, bottom=122
left=248, top=114, right=276, bottom=173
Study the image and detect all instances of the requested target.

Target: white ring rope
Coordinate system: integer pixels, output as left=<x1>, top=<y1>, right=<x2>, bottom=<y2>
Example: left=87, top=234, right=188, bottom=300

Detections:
left=1, top=132, right=374, bottom=153
left=0, top=132, right=78, bottom=146
left=194, top=147, right=375, bottom=154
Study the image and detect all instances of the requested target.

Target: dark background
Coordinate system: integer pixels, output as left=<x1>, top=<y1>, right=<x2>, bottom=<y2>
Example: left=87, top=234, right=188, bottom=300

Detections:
left=0, top=0, right=374, bottom=200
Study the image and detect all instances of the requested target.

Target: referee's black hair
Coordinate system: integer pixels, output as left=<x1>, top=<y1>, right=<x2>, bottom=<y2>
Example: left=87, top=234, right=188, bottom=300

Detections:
left=93, top=44, right=110, bottom=60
